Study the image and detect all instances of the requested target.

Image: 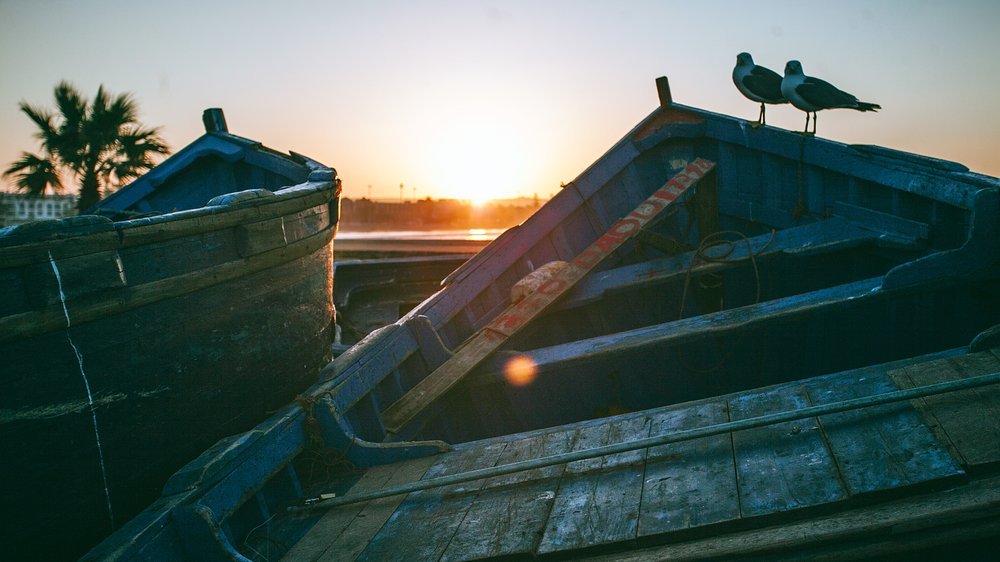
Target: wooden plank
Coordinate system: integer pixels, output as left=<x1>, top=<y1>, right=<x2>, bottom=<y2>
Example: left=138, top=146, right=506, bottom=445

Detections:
left=729, top=385, right=848, bottom=518
left=559, top=217, right=876, bottom=311
left=537, top=414, right=652, bottom=554
left=805, top=371, right=963, bottom=496
left=578, top=473, right=1000, bottom=562
left=440, top=429, right=575, bottom=561
left=115, top=186, right=333, bottom=248
left=637, top=400, right=739, bottom=538
left=23, top=249, right=127, bottom=308
left=470, top=277, right=885, bottom=386
left=381, top=159, right=715, bottom=434
left=889, top=349, right=1000, bottom=468
left=356, top=442, right=507, bottom=561
left=833, top=201, right=930, bottom=240
left=283, top=455, right=435, bottom=561
left=314, top=456, right=436, bottom=561
left=692, top=168, right=720, bottom=240
left=0, top=227, right=333, bottom=343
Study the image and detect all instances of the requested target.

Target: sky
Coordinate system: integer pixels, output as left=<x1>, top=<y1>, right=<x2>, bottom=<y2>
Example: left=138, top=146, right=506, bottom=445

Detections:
left=1, top=0, right=998, bottom=203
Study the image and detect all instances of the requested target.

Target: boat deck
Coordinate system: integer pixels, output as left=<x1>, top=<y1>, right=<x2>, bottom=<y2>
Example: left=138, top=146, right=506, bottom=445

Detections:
left=282, top=348, right=1000, bottom=561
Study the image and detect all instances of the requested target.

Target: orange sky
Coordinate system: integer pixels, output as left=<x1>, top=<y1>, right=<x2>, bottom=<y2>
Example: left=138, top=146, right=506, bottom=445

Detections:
left=1, top=1, right=998, bottom=202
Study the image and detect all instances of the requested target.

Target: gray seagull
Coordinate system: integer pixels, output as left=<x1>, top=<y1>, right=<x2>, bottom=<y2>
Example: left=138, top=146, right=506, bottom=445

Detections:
left=781, top=60, right=880, bottom=135
left=732, top=52, right=787, bottom=128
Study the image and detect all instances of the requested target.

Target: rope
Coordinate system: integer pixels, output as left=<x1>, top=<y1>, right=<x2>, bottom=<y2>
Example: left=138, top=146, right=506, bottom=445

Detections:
left=294, top=393, right=362, bottom=484
left=674, top=229, right=776, bottom=375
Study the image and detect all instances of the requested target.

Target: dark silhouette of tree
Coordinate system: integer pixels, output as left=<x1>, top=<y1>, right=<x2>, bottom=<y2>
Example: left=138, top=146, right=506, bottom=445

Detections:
left=3, top=81, right=169, bottom=212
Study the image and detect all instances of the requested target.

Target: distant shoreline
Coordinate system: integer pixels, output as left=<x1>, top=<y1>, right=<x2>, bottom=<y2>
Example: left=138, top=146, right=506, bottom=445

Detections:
left=334, top=228, right=500, bottom=255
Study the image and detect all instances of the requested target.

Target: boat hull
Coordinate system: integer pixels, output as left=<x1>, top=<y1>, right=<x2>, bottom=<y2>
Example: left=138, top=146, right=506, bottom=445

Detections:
left=1, top=179, right=339, bottom=560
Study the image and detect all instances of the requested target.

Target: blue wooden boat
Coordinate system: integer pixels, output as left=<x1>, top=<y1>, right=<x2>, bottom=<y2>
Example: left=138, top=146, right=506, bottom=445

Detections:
left=86, top=79, right=1000, bottom=560
left=0, top=109, right=340, bottom=560
left=333, top=255, right=472, bottom=346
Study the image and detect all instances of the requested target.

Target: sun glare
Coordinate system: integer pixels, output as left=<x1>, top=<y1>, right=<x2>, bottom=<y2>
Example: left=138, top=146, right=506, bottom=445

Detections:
left=470, top=193, right=492, bottom=207
left=423, top=115, right=542, bottom=203
left=503, top=355, right=538, bottom=387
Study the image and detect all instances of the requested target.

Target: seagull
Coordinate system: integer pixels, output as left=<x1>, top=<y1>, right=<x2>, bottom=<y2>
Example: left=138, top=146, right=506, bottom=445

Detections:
left=732, top=52, right=787, bottom=128
left=781, top=60, right=881, bottom=135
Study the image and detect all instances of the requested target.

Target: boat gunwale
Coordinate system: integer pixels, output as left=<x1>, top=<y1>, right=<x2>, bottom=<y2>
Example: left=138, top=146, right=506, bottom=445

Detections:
left=0, top=177, right=336, bottom=262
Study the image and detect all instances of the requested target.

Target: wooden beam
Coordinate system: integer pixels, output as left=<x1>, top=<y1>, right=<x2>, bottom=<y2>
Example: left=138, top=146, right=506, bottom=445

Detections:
left=557, top=217, right=879, bottom=311
left=468, top=276, right=886, bottom=383
left=380, top=159, right=716, bottom=434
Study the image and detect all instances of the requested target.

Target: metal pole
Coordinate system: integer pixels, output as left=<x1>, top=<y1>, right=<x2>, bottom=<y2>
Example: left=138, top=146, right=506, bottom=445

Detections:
left=290, top=371, right=1000, bottom=513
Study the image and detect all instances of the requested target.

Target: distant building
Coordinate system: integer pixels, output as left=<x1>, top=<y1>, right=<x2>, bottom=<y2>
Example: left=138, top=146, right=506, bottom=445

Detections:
left=0, top=192, right=78, bottom=226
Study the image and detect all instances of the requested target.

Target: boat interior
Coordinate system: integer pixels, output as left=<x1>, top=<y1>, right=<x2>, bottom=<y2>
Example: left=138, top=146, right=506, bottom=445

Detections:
left=331, top=100, right=1000, bottom=447
left=83, top=82, right=1000, bottom=561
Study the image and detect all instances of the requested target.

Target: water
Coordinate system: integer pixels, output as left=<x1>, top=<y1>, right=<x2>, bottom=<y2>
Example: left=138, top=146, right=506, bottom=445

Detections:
left=335, top=228, right=505, bottom=242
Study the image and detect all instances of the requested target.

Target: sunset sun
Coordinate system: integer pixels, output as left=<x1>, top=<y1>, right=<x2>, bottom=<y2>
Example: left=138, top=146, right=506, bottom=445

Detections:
left=424, top=116, right=542, bottom=204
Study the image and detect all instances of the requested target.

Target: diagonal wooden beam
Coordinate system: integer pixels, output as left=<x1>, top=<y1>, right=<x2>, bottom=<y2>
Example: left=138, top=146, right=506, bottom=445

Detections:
left=381, top=159, right=716, bottom=434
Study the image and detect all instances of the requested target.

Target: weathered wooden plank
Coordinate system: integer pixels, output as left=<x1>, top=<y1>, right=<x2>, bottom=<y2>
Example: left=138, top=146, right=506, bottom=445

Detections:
left=833, top=201, right=930, bottom=240
left=558, top=217, right=877, bottom=311
left=314, top=456, right=436, bottom=561
left=23, top=249, right=127, bottom=308
left=381, top=160, right=714, bottom=434
left=638, top=400, right=738, bottom=538
left=356, top=442, right=507, bottom=561
left=0, top=227, right=120, bottom=268
left=730, top=386, right=848, bottom=518
left=805, top=371, right=963, bottom=496
left=114, top=186, right=333, bottom=248
left=283, top=455, right=435, bottom=561
left=696, top=102, right=990, bottom=207
left=441, top=429, right=575, bottom=561
left=470, top=277, right=885, bottom=386
left=889, top=349, right=1000, bottom=468
left=236, top=217, right=287, bottom=256
left=692, top=168, right=720, bottom=240
left=0, top=227, right=333, bottom=343
left=537, top=414, right=652, bottom=554
left=579, top=473, right=1000, bottom=562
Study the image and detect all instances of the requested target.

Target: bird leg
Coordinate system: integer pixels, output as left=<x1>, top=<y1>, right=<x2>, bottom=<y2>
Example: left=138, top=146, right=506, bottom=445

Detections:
left=752, top=103, right=765, bottom=128
left=811, top=112, right=818, bottom=135
left=802, top=112, right=810, bottom=134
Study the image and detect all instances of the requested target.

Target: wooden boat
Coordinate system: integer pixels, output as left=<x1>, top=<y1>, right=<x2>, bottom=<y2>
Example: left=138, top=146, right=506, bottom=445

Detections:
left=333, top=255, right=472, bottom=346
left=86, top=78, right=1000, bottom=560
left=0, top=109, right=341, bottom=560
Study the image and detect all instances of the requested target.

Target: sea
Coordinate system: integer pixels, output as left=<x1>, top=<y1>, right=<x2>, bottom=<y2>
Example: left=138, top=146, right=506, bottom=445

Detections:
left=334, top=228, right=506, bottom=254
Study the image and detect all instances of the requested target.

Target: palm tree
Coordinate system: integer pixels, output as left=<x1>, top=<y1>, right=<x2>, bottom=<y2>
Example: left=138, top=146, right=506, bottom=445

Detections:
left=3, top=81, right=169, bottom=212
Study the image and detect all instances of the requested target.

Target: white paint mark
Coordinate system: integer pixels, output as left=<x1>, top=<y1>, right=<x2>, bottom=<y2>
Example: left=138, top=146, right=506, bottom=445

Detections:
left=49, top=251, right=115, bottom=529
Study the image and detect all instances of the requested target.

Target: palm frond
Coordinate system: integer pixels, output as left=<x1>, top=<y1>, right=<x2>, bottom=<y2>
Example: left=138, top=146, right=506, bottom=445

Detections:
left=101, top=125, right=170, bottom=189
left=54, top=81, right=88, bottom=127
left=2, top=151, right=63, bottom=196
left=18, top=102, right=57, bottom=146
